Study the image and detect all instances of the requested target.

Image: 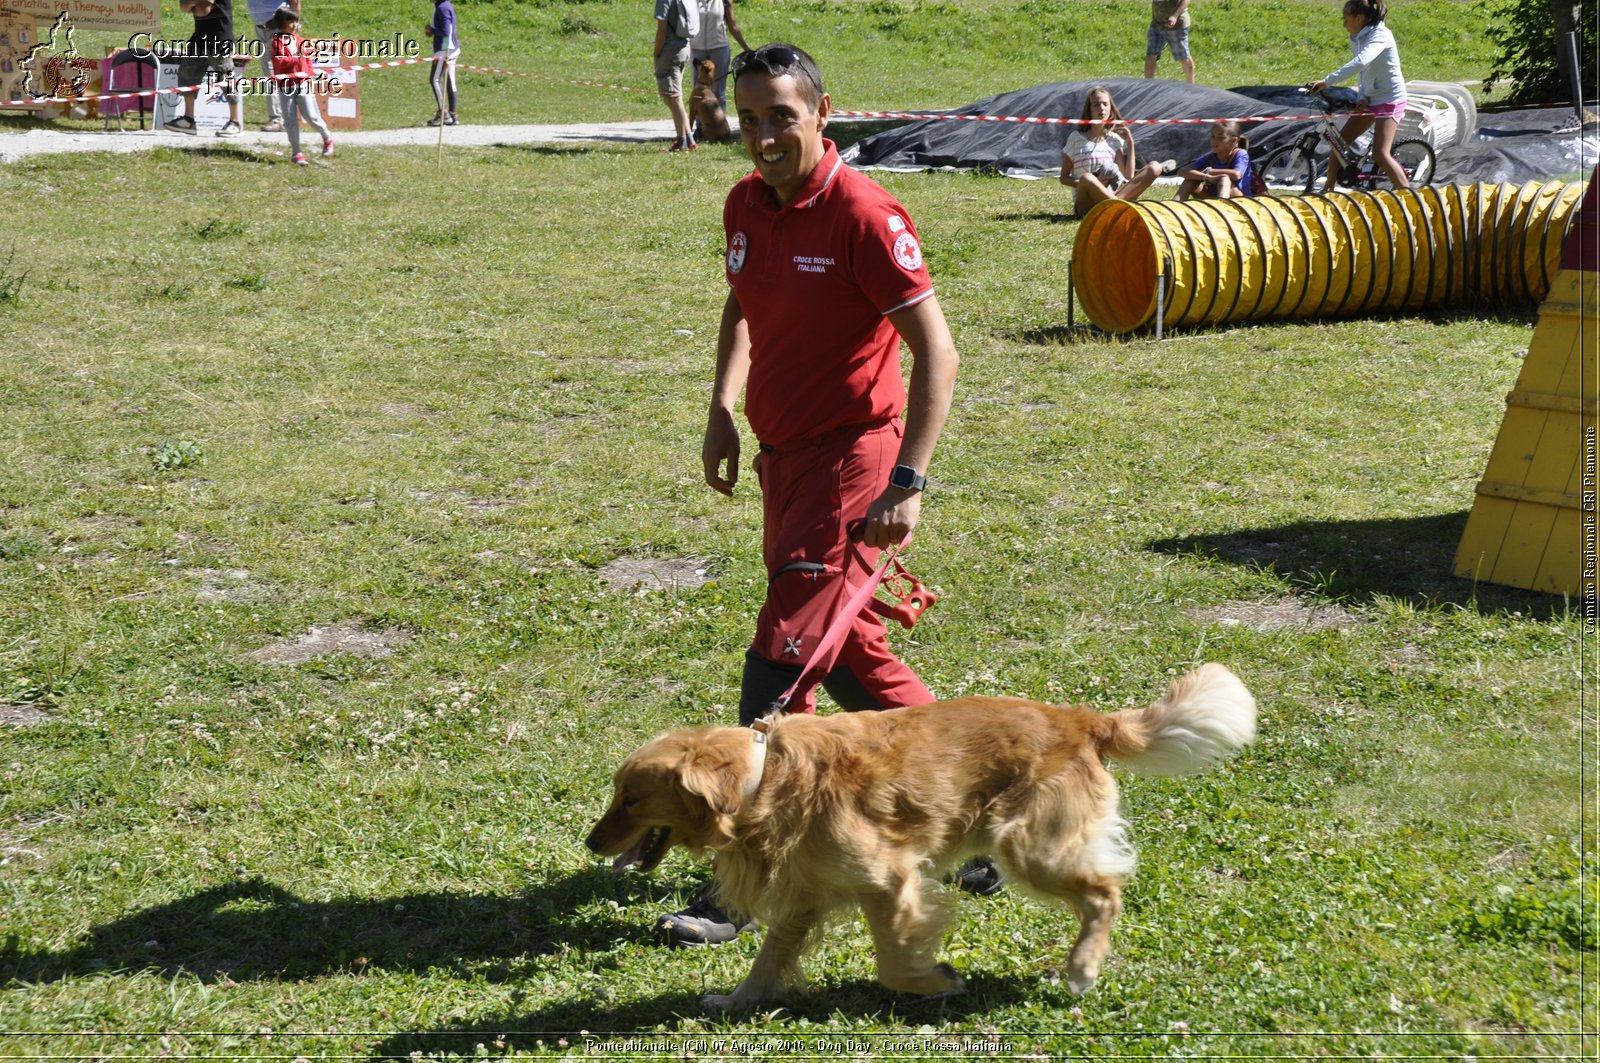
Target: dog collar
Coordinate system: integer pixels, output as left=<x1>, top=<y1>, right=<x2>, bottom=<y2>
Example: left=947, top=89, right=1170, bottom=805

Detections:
left=744, top=716, right=774, bottom=799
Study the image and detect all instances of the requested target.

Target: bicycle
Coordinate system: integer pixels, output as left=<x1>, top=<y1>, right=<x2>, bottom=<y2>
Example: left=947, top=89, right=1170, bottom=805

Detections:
left=1256, top=87, right=1436, bottom=194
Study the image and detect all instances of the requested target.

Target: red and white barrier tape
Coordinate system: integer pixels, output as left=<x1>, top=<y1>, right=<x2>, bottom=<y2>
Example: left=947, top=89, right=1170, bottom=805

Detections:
left=1, top=77, right=208, bottom=108
left=0, top=54, right=1323, bottom=123
left=455, top=62, right=644, bottom=93
left=831, top=109, right=1325, bottom=124
left=0, top=54, right=649, bottom=107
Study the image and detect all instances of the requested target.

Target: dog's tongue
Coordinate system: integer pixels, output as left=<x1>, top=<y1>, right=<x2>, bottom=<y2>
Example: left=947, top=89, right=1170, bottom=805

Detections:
left=612, top=837, right=647, bottom=871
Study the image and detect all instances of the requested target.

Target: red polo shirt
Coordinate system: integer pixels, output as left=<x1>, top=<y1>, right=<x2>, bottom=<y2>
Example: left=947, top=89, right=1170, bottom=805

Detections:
left=724, top=140, right=934, bottom=448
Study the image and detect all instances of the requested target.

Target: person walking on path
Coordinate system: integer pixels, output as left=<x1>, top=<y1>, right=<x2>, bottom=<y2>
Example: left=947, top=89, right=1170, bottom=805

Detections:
left=248, top=0, right=293, bottom=131
left=654, top=0, right=699, bottom=150
left=268, top=5, right=334, bottom=165
left=165, top=0, right=244, bottom=137
left=425, top=0, right=460, bottom=126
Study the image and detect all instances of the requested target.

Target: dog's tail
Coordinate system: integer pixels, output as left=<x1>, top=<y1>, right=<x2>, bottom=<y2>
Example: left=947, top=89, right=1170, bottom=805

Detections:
left=1100, top=664, right=1256, bottom=776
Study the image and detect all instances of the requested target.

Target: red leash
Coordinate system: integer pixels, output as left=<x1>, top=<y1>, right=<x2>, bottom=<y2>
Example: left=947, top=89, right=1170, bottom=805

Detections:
left=758, top=528, right=935, bottom=720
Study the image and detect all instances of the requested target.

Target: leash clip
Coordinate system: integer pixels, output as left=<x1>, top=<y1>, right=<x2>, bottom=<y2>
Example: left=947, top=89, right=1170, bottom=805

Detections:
left=755, top=696, right=789, bottom=728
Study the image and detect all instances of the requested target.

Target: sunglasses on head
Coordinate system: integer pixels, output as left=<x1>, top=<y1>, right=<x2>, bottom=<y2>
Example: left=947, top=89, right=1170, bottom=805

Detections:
left=730, top=44, right=820, bottom=92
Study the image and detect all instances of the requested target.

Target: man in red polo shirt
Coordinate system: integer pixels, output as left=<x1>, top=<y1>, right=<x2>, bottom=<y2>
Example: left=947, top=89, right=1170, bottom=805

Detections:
left=657, top=42, right=973, bottom=946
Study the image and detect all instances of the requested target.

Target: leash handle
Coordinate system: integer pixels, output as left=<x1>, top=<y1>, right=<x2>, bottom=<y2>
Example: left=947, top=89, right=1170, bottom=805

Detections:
left=762, top=531, right=912, bottom=719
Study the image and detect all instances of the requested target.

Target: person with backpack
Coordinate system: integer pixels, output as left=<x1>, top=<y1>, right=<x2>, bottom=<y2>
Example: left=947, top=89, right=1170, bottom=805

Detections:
left=653, top=0, right=699, bottom=151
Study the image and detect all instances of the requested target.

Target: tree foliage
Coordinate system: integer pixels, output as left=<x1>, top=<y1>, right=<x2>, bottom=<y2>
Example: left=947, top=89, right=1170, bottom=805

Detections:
left=1482, top=0, right=1594, bottom=104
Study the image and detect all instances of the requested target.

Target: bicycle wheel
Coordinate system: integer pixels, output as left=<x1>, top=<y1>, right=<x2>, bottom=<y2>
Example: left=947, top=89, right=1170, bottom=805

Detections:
left=1372, top=137, right=1437, bottom=189
left=1257, top=143, right=1318, bottom=195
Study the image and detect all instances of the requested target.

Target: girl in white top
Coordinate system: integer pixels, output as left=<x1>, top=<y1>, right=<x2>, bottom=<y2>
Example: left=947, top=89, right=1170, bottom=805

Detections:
left=1309, top=0, right=1409, bottom=190
left=1058, top=85, right=1174, bottom=218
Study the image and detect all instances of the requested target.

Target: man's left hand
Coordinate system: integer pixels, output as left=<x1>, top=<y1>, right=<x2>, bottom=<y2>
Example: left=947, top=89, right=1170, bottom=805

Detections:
left=863, top=487, right=920, bottom=549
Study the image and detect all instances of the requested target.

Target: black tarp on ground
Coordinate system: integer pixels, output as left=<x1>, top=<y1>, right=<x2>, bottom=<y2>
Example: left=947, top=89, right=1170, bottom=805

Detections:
left=841, top=76, right=1596, bottom=184
left=1431, top=104, right=1598, bottom=183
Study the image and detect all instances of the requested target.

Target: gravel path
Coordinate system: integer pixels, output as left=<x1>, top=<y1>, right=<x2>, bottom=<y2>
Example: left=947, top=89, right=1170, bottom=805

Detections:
left=0, top=118, right=679, bottom=163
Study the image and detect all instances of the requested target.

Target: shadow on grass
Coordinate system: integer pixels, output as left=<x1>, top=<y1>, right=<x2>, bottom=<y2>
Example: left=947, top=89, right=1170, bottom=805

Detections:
left=992, top=210, right=1078, bottom=225
left=494, top=143, right=601, bottom=157
left=1006, top=324, right=1107, bottom=345
left=0, top=868, right=684, bottom=985
left=366, top=971, right=1032, bottom=1058
left=148, top=144, right=272, bottom=165
left=1147, top=510, right=1576, bottom=620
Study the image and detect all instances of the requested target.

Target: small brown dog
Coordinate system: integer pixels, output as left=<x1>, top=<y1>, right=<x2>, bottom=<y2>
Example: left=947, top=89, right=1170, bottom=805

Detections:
left=689, top=59, right=731, bottom=143
left=586, top=663, right=1257, bottom=1012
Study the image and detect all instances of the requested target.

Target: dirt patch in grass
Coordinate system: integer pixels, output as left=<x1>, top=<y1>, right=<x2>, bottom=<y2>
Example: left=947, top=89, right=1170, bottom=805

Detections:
left=251, top=621, right=412, bottom=665
left=195, top=569, right=271, bottom=604
left=377, top=401, right=442, bottom=419
left=58, top=546, right=120, bottom=566
left=69, top=514, right=138, bottom=542
left=1190, top=599, right=1362, bottom=632
left=0, top=702, right=53, bottom=728
left=597, top=556, right=712, bottom=595
left=409, top=488, right=511, bottom=514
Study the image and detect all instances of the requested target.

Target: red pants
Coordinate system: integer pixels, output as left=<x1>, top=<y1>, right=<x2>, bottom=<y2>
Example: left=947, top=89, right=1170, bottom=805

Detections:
left=750, top=418, right=935, bottom=715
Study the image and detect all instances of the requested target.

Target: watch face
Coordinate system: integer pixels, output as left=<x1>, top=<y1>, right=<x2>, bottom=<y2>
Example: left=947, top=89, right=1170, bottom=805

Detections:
left=891, top=465, right=922, bottom=490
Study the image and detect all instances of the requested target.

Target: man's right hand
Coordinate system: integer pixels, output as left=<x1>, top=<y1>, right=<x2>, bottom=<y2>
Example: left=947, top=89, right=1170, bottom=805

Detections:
left=702, top=406, right=741, bottom=496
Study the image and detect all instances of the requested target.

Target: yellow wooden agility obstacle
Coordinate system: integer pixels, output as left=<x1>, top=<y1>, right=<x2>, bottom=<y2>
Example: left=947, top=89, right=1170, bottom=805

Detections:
left=1454, top=178, right=1598, bottom=597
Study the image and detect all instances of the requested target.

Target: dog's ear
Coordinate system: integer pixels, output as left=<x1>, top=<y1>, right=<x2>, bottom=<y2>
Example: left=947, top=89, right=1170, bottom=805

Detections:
left=676, top=736, right=747, bottom=846
left=679, top=747, right=744, bottom=815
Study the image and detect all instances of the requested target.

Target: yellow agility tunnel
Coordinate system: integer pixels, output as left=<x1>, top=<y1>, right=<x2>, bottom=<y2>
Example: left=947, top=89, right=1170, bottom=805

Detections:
left=1071, top=182, right=1585, bottom=334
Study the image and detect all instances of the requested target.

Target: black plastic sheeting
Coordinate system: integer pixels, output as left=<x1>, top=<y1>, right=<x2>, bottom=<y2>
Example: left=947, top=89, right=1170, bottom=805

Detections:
left=1433, top=105, right=1597, bottom=183
left=841, top=76, right=1595, bottom=184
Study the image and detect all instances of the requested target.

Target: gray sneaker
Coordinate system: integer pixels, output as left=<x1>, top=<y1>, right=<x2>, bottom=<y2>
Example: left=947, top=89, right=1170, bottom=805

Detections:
left=952, top=856, right=1004, bottom=896
left=654, top=894, right=755, bottom=947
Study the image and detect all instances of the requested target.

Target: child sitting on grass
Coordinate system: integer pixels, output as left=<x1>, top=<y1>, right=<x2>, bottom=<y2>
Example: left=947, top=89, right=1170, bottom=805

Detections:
left=268, top=4, right=333, bottom=165
left=1175, top=121, right=1252, bottom=200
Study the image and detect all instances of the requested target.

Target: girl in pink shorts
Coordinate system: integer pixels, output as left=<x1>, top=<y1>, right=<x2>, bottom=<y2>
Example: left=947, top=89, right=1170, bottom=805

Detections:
left=1309, top=0, right=1409, bottom=190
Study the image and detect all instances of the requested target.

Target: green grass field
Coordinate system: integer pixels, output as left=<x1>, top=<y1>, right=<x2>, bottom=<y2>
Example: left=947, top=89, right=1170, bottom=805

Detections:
left=0, top=1, right=1593, bottom=1060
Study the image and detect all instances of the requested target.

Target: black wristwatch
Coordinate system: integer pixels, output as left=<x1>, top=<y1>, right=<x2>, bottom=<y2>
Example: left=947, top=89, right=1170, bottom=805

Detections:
left=889, top=464, right=927, bottom=492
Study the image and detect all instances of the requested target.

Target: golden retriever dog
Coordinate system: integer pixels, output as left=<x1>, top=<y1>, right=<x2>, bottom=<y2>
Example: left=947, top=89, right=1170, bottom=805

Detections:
left=689, top=59, right=731, bottom=143
left=586, top=663, right=1255, bottom=1012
